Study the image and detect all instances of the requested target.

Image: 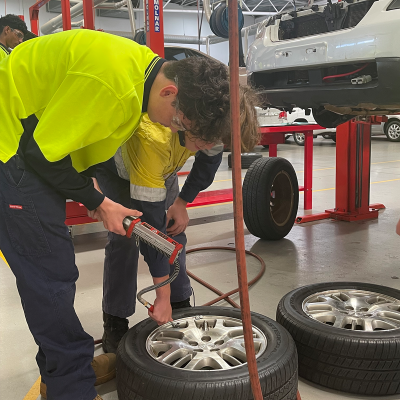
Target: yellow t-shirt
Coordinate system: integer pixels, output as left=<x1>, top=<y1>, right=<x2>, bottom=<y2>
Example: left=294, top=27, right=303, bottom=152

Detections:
left=121, top=114, right=196, bottom=202
left=0, top=30, right=158, bottom=172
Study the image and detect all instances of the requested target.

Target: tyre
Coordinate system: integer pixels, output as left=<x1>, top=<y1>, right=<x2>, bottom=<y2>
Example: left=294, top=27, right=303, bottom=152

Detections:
left=262, top=145, right=269, bottom=149
left=322, top=134, right=332, bottom=139
left=116, top=307, right=298, bottom=400
left=277, top=282, right=400, bottom=396
left=385, top=120, right=400, bottom=142
left=243, top=157, right=299, bottom=240
left=227, top=153, right=262, bottom=169
left=292, top=133, right=305, bottom=146
left=312, top=107, right=353, bottom=128
left=331, top=134, right=336, bottom=143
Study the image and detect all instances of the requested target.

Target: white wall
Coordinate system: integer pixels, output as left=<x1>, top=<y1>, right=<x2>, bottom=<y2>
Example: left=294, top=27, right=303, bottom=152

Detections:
left=0, top=0, right=258, bottom=65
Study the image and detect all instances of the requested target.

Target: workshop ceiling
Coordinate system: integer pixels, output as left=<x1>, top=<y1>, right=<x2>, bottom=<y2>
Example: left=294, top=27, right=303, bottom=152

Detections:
left=46, top=0, right=329, bottom=20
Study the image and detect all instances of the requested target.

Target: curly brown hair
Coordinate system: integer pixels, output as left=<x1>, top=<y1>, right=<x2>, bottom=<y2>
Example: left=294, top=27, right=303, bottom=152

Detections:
left=163, top=57, right=231, bottom=141
left=163, top=58, right=261, bottom=151
left=220, top=85, right=261, bottom=152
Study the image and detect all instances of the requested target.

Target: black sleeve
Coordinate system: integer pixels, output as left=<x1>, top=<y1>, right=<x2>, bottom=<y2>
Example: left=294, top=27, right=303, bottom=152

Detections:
left=23, top=135, right=105, bottom=211
left=178, top=150, right=223, bottom=203
left=131, top=198, right=172, bottom=278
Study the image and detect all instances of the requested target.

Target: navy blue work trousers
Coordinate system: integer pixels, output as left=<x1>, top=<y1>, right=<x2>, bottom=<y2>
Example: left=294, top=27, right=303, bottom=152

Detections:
left=0, top=156, right=97, bottom=400
left=96, top=160, right=191, bottom=318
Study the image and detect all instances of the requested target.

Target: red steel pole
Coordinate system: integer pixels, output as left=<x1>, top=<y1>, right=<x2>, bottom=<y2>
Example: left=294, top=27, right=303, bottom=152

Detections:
left=228, top=1, right=263, bottom=400
left=144, top=0, right=165, bottom=57
left=82, top=0, right=95, bottom=30
left=61, top=0, right=72, bottom=31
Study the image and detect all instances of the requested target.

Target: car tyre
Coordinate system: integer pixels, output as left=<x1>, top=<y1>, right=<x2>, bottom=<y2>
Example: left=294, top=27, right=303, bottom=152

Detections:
left=243, top=157, right=298, bottom=240
left=277, top=282, right=400, bottom=396
left=384, top=120, right=400, bottom=142
left=116, top=307, right=299, bottom=400
left=227, top=153, right=262, bottom=169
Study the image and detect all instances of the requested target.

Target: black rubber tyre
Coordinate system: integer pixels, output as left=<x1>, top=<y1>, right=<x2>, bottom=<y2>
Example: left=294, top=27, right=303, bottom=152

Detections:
left=312, top=107, right=353, bottom=128
left=292, top=133, right=305, bottom=146
left=384, top=120, right=400, bottom=142
left=116, top=307, right=298, bottom=400
left=227, top=152, right=262, bottom=169
left=331, top=134, right=336, bottom=143
left=243, top=157, right=298, bottom=240
left=277, top=282, right=400, bottom=396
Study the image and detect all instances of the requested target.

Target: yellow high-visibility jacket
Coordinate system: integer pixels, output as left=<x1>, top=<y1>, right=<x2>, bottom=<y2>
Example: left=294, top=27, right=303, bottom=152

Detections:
left=118, top=114, right=196, bottom=201
left=0, top=43, right=10, bottom=61
left=0, top=29, right=158, bottom=172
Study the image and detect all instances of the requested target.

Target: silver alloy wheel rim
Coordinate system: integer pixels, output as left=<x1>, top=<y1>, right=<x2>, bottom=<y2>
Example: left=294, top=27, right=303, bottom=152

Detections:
left=146, top=315, right=267, bottom=370
left=388, top=123, right=400, bottom=139
left=294, top=133, right=305, bottom=143
left=302, top=289, right=400, bottom=331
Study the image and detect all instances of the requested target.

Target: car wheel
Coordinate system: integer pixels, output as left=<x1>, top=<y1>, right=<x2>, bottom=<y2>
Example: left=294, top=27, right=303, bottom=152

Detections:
left=276, top=282, right=400, bottom=396
left=293, top=133, right=305, bottom=146
left=227, top=153, right=262, bottom=169
left=243, top=157, right=299, bottom=240
left=292, top=119, right=308, bottom=146
left=262, top=144, right=269, bottom=149
left=322, top=134, right=332, bottom=139
left=116, top=307, right=299, bottom=400
left=331, top=134, right=336, bottom=142
left=384, top=120, right=400, bottom=142
left=312, top=107, right=354, bottom=128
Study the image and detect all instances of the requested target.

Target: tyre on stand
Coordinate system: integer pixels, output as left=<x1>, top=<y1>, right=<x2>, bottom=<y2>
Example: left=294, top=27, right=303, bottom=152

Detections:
left=116, top=307, right=299, bottom=400
left=276, top=282, right=400, bottom=396
left=227, top=152, right=262, bottom=169
left=243, top=157, right=299, bottom=240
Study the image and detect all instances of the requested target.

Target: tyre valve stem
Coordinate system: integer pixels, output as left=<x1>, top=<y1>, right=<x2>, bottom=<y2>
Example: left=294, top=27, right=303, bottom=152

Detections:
left=123, top=216, right=183, bottom=313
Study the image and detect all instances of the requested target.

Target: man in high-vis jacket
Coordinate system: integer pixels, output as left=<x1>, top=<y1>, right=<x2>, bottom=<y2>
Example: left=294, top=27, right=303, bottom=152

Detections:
left=0, top=14, right=27, bottom=61
left=0, top=29, right=232, bottom=400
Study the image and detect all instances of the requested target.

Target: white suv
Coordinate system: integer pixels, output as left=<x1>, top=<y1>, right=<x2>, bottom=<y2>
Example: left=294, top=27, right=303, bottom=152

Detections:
left=247, top=0, right=400, bottom=128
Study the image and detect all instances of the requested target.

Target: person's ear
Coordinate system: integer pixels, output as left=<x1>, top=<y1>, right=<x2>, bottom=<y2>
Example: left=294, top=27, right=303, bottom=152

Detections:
left=3, top=26, right=11, bottom=35
left=159, top=85, right=178, bottom=99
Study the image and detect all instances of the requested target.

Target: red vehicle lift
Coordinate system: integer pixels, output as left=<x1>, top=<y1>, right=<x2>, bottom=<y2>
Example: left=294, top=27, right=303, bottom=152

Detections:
left=296, top=116, right=387, bottom=223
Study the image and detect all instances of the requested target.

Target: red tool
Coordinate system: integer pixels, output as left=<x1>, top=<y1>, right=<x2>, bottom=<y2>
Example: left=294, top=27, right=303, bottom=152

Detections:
left=123, top=216, right=183, bottom=312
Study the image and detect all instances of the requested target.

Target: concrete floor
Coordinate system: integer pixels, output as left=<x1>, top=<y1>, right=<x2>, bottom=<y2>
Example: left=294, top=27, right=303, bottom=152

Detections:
left=1, top=128, right=400, bottom=400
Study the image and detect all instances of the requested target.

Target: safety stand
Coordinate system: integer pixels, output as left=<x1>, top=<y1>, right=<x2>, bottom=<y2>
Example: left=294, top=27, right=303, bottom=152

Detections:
left=296, top=117, right=387, bottom=224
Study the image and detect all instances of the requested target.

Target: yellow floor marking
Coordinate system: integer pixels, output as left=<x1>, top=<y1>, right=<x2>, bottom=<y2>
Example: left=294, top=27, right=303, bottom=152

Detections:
left=23, top=376, right=40, bottom=400
left=0, top=250, right=9, bottom=267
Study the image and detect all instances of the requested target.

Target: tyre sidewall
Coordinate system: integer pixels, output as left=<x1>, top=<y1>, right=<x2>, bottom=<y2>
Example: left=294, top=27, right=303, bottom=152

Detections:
left=278, top=281, right=400, bottom=340
left=118, top=307, right=297, bottom=384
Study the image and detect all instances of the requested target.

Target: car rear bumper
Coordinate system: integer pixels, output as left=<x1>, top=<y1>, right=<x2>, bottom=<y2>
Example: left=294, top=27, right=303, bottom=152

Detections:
left=249, top=57, right=400, bottom=110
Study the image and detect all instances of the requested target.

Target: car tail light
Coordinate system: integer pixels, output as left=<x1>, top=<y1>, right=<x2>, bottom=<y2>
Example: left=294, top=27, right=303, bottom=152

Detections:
left=279, top=111, right=287, bottom=119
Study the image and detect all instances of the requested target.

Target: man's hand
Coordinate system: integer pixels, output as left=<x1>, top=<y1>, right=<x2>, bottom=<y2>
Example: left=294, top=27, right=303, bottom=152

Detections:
left=148, top=297, right=173, bottom=325
left=148, top=276, right=173, bottom=325
left=396, top=218, right=400, bottom=236
left=166, top=197, right=189, bottom=236
left=91, top=197, right=142, bottom=235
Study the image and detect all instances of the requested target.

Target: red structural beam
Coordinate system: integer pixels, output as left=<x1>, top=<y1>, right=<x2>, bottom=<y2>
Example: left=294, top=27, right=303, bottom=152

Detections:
left=144, top=0, right=165, bottom=57
left=83, top=0, right=95, bottom=30
left=29, top=0, right=52, bottom=35
left=61, top=0, right=72, bottom=31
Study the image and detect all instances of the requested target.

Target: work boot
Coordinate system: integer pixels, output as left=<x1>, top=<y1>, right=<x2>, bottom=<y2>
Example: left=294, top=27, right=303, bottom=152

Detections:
left=102, top=312, right=129, bottom=354
left=171, top=298, right=191, bottom=310
left=40, top=353, right=116, bottom=399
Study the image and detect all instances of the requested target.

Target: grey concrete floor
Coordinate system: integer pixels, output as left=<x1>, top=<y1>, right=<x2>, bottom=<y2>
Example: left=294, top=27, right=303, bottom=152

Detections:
left=1, top=129, right=400, bottom=400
